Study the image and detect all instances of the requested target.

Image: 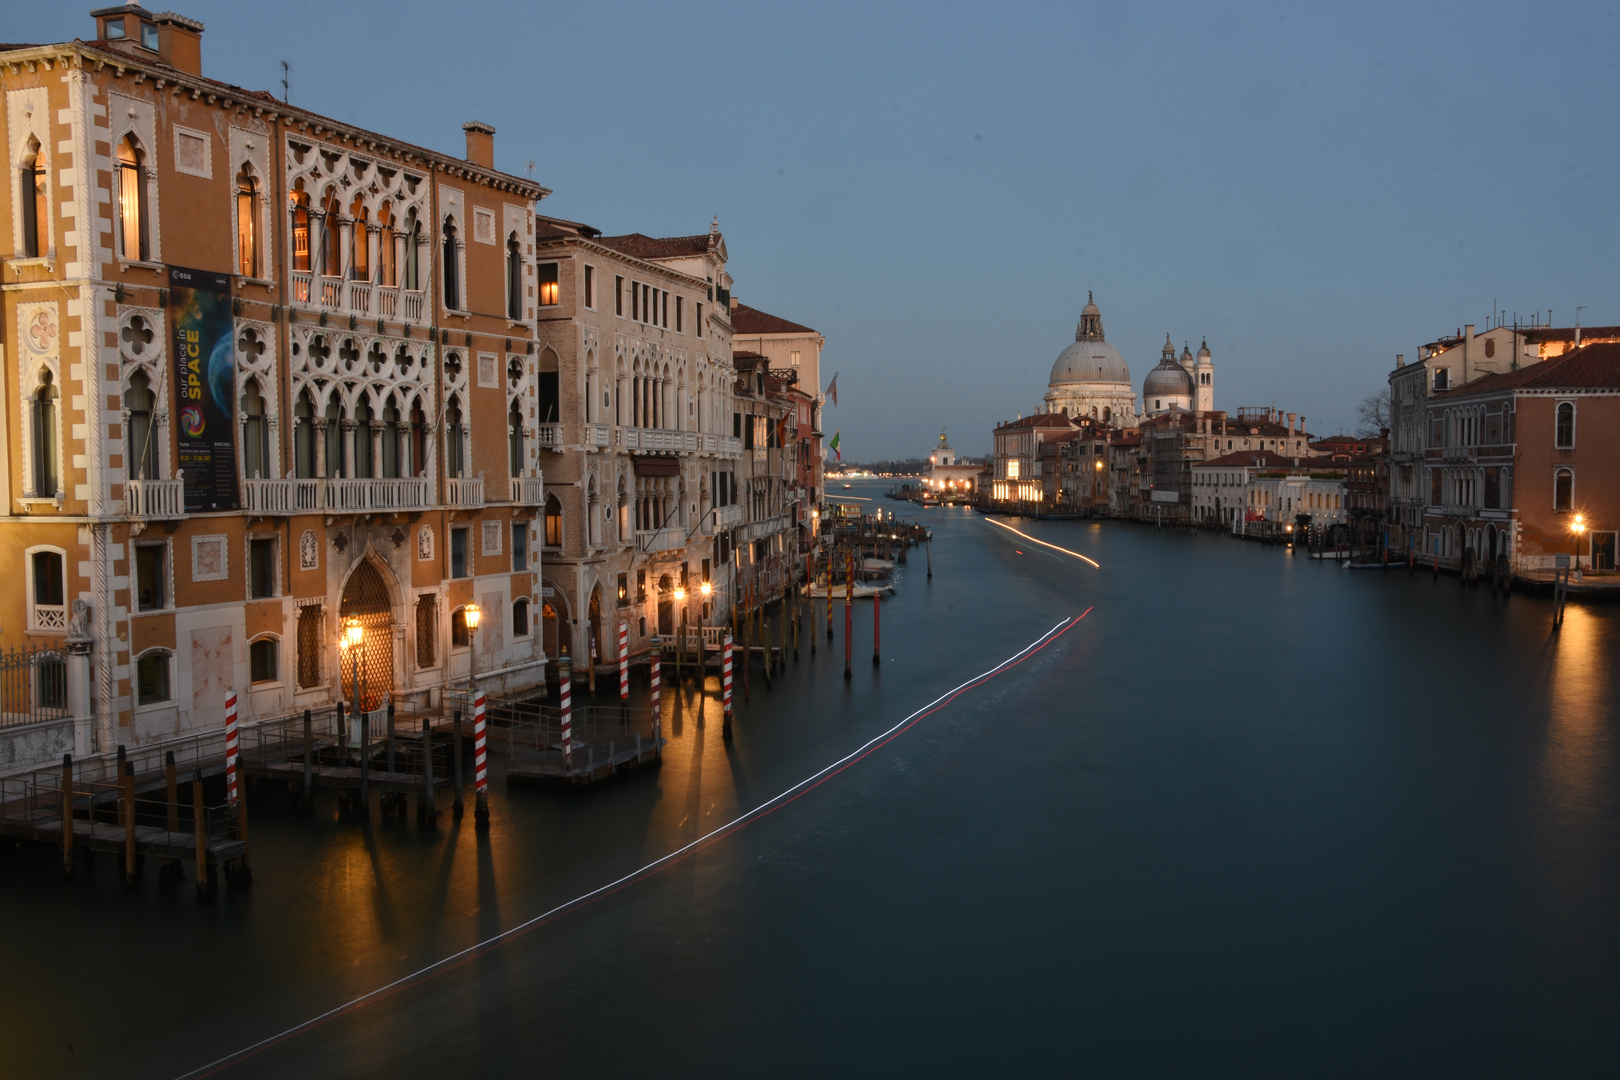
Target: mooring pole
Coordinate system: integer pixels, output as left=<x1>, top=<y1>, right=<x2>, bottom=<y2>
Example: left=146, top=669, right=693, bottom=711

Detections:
left=873, top=587, right=881, bottom=666
left=302, top=708, right=313, bottom=807
left=560, top=653, right=574, bottom=767
left=721, top=632, right=734, bottom=739
left=419, top=718, right=435, bottom=823
left=452, top=709, right=464, bottom=817
left=473, top=693, right=490, bottom=829
left=60, top=753, right=74, bottom=876
left=192, top=772, right=208, bottom=893
left=927, top=539, right=932, bottom=579
left=234, top=772, right=252, bottom=885
left=165, top=749, right=179, bottom=833
left=122, top=760, right=137, bottom=886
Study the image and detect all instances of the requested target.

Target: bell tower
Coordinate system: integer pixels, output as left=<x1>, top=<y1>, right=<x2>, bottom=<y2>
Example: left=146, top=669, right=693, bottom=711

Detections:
left=1194, top=339, right=1215, bottom=413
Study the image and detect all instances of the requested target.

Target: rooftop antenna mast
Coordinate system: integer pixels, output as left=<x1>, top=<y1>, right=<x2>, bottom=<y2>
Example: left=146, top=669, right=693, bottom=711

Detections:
left=281, top=60, right=291, bottom=104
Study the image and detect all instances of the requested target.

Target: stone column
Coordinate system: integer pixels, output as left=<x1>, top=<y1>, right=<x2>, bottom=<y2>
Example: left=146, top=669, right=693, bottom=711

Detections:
left=370, top=421, right=385, bottom=481
left=341, top=418, right=357, bottom=478
left=65, top=599, right=93, bottom=757
left=313, top=418, right=328, bottom=478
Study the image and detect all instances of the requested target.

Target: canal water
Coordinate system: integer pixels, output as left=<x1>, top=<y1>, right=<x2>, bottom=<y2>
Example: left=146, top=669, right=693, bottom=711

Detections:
left=3, top=480, right=1617, bottom=1079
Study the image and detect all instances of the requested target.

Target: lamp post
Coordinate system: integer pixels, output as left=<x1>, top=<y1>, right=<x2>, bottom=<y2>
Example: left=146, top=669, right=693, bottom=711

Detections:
left=674, top=585, right=686, bottom=685
left=463, top=601, right=482, bottom=695
left=699, top=579, right=712, bottom=698
left=340, top=614, right=367, bottom=815
left=1572, top=513, right=1587, bottom=582
left=462, top=601, right=487, bottom=827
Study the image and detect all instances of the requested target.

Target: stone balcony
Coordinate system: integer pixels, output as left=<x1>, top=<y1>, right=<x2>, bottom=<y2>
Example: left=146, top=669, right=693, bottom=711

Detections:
left=444, top=476, right=484, bottom=509
left=635, top=529, right=685, bottom=553
left=291, top=477, right=429, bottom=513
left=289, top=273, right=428, bottom=325
left=536, top=424, right=563, bottom=450
left=510, top=475, right=545, bottom=505
left=126, top=477, right=184, bottom=518
left=703, top=504, right=744, bottom=534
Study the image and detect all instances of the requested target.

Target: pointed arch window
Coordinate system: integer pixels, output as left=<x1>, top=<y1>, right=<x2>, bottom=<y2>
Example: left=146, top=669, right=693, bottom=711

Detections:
left=403, top=210, right=420, bottom=291
left=320, top=192, right=342, bottom=277
left=506, top=233, right=523, bottom=319
left=352, top=398, right=374, bottom=478
left=115, top=136, right=149, bottom=261
left=289, top=184, right=311, bottom=273
left=378, top=202, right=396, bottom=287
left=236, top=165, right=260, bottom=277
left=349, top=197, right=370, bottom=281
left=31, top=370, right=59, bottom=497
left=409, top=402, right=427, bottom=478
left=293, top=392, right=316, bottom=478
left=382, top=399, right=401, bottom=479
left=544, top=493, right=563, bottom=547
left=125, top=370, right=157, bottom=481
left=323, top=398, right=343, bottom=477
left=445, top=397, right=465, bottom=478
left=20, top=140, right=48, bottom=258
left=442, top=219, right=461, bottom=310
left=241, top=379, right=269, bottom=480
left=509, top=399, right=525, bottom=478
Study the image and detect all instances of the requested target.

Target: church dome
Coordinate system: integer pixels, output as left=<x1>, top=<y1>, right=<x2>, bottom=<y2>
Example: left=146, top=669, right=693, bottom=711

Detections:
left=1197, top=339, right=1211, bottom=361
left=1048, top=293, right=1130, bottom=386
left=1143, top=362, right=1193, bottom=397
left=1050, top=339, right=1131, bottom=386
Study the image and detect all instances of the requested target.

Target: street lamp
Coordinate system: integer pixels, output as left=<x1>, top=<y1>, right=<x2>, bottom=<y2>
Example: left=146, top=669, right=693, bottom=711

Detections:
left=1572, top=513, right=1587, bottom=580
left=463, top=601, right=482, bottom=696
left=340, top=614, right=364, bottom=749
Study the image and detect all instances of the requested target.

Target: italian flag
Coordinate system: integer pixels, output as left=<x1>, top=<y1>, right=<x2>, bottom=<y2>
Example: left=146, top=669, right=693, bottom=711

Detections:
left=829, top=431, right=841, bottom=461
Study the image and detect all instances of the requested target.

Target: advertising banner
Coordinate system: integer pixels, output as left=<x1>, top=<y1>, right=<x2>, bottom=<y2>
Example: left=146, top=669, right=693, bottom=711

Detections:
left=169, top=265, right=238, bottom=511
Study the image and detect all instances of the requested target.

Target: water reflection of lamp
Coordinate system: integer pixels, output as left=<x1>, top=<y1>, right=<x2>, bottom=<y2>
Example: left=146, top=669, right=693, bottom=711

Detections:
left=675, top=585, right=687, bottom=680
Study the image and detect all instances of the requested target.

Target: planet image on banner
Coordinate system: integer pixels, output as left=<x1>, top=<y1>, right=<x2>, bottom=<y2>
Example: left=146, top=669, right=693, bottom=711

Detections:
left=179, top=405, right=205, bottom=438
left=208, top=332, right=235, bottom=416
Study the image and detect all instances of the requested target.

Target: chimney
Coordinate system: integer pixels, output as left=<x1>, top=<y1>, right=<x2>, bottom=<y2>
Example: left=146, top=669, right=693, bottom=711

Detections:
left=462, top=121, right=496, bottom=169
left=1298, top=415, right=1305, bottom=437
left=1463, top=323, right=1474, bottom=384
left=1287, top=412, right=1296, bottom=434
left=154, top=11, right=204, bottom=77
left=1396, top=353, right=1405, bottom=367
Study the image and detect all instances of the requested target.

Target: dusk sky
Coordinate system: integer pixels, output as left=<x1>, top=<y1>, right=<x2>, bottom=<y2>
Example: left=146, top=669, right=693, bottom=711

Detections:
left=17, top=1, right=1620, bottom=458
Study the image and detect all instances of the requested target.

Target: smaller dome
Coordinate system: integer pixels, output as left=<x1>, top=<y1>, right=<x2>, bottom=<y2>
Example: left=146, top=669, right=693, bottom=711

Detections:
left=1180, top=344, right=1194, bottom=365
left=1197, top=339, right=1211, bottom=361
left=1144, top=362, right=1194, bottom=397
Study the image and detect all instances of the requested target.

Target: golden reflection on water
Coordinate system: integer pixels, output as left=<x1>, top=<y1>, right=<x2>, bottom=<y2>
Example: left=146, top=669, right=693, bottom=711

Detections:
left=1540, top=604, right=1614, bottom=813
left=646, top=675, right=746, bottom=859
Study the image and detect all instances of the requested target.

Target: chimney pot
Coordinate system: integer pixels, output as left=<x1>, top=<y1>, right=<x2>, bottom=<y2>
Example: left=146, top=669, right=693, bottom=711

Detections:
left=1396, top=353, right=1405, bottom=367
left=462, top=121, right=496, bottom=169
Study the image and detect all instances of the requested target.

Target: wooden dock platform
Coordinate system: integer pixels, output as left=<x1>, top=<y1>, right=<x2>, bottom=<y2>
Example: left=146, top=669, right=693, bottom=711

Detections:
left=0, top=811, right=245, bottom=864
left=504, top=732, right=664, bottom=786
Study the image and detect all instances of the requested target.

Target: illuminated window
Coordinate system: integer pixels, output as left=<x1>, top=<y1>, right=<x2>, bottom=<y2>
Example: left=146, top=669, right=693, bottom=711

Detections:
left=538, top=261, right=559, bottom=307
left=19, top=140, right=48, bottom=258
left=289, top=185, right=311, bottom=273
left=348, top=197, right=369, bottom=280
left=115, top=136, right=149, bottom=261
left=236, top=165, right=259, bottom=277
left=1006, top=459, right=1020, bottom=480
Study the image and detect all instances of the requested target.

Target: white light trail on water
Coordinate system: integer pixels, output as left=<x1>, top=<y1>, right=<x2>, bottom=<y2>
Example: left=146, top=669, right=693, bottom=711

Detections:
left=175, top=615, right=1088, bottom=1080
left=985, top=517, right=1102, bottom=568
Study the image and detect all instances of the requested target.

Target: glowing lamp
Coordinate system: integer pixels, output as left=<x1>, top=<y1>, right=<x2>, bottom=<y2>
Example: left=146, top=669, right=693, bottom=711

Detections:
left=463, top=602, right=482, bottom=631
left=700, top=581, right=712, bottom=598
left=341, top=615, right=364, bottom=651
left=1572, top=514, right=1586, bottom=534
left=675, top=586, right=686, bottom=602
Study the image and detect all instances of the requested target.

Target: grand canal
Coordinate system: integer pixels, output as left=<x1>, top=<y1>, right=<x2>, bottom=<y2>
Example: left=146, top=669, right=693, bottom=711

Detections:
left=3, top=480, right=1617, bottom=1078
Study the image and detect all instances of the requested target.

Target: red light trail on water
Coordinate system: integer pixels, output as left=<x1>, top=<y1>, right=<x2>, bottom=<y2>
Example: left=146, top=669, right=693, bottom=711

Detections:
left=176, top=613, right=1092, bottom=1080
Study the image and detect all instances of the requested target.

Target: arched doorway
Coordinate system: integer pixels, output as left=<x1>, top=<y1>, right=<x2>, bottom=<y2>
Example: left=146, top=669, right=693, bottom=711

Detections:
left=657, top=573, right=674, bottom=636
left=339, top=560, right=394, bottom=711
left=587, top=585, right=603, bottom=671
left=541, top=582, right=572, bottom=662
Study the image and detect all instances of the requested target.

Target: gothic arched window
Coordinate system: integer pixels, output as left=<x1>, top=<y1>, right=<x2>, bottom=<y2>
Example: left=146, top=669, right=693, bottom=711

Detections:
left=20, top=139, right=48, bottom=258
left=506, top=233, right=523, bottom=319
left=31, top=371, right=59, bottom=497
left=116, top=135, right=149, bottom=261
left=442, top=219, right=461, bottom=310
left=236, top=165, right=260, bottom=277
left=125, top=370, right=157, bottom=482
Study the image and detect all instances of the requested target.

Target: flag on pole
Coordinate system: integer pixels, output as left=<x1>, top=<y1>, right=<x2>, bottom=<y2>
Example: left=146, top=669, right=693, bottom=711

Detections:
left=825, top=373, right=838, bottom=406
left=830, top=430, right=842, bottom=461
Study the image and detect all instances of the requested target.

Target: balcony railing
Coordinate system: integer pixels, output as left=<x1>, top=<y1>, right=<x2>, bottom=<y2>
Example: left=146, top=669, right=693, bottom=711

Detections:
left=241, top=478, right=294, bottom=514
left=30, top=605, right=67, bottom=633
left=704, top=504, right=744, bottom=534
left=285, top=477, right=427, bottom=512
left=445, top=476, right=484, bottom=509
left=288, top=269, right=426, bottom=325
left=536, top=423, right=562, bottom=449
left=623, top=427, right=702, bottom=453
left=636, top=529, right=684, bottom=553
left=586, top=423, right=612, bottom=448
left=127, top=477, right=184, bottom=518
left=510, top=476, right=545, bottom=505
left=717, top=436, right=742, bottom=457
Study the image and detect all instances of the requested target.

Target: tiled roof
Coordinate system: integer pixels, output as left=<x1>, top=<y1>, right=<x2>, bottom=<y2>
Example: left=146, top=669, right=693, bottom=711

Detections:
left=1437, top=342, right=1620, bottom=398
left=594, top=233, right=713, bottom=260
left=731, top=303, right=818, bottom=336
left=1520, top=325, right=1620, bottom=344
left=996, top=413, right=1076, bottom=431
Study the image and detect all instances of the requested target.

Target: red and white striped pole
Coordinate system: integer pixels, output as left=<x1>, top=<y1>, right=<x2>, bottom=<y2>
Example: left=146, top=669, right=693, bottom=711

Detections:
left=223, top=690, right=239, bottom=803
left=649, top=639, right=661, bottom=718
left=721, top=631, right=733, bottom=738
left=618, top=621, right=629, bottom=704
left=560, top=656, right=573, bottom=765
left=472, top=691, right=490, bottom=827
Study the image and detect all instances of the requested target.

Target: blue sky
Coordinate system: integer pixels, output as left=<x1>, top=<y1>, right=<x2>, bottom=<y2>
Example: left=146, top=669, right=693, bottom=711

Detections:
left=16, top=1, right=1619, bottom=458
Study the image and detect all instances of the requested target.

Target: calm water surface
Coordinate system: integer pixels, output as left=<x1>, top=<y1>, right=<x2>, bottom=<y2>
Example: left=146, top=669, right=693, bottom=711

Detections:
left=3, top=480, right=1617, bottom=1078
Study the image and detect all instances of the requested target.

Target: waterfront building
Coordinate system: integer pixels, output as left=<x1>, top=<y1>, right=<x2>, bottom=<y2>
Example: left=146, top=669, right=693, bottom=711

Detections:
left=1, top=7, right=550, bottom=764
left=530, top=215, right=741, bottom=666
left=731, top=302, right=827, bottom=507
left=925, top=429, right=980, bottom=497
left=988, top=412, right=1079, bottom=509
left=1192, top=451, right=1347, bottom=531
left=1416, top=342, right=1620, bottom=575
left=1386, top=321, right=1617, bottom=554
left=731, top=352, right=808, bottom=599
left=1054, top=428, right=1111, bottom=514
left=1043, top=295, right=1138, bottom=427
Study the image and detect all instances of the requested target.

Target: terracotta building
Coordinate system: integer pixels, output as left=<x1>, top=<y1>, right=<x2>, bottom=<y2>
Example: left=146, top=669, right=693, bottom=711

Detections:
left=2, top=6, right=550, bottom=761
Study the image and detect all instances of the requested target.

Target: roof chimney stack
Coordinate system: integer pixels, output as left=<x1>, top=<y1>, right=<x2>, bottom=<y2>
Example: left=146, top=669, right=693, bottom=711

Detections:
left=1396, top=353, right=1405, bottom=367
left=462, top=121, right=496, bottom=169
left=154, top=11, right=203, bottom=76
left=1287, top=412, right=1296, bottom=434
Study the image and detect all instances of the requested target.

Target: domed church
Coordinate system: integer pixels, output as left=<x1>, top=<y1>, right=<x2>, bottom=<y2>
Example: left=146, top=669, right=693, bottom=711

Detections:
left=1044, top=294, right=1139, bottom=428
left=1142, top=335, right=1215, bottom=416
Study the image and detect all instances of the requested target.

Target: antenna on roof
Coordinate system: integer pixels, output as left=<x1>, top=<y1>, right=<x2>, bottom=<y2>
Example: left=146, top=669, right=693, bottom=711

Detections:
left=280, top=60, right=291, bottom=104
left=525, top=160, right=535, bottom=179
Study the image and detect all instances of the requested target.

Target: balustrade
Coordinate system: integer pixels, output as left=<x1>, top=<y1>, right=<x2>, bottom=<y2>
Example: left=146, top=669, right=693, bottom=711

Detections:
left=348, top=281, right=372, bottom=313
left=635, top=529, right=684, bottom=553
left=241, top=478, right=294, bottom=514
left=535, top=423, right=562, bottom=449
left=510, top=476, right=545, bottom=505
left=319, top=277, right=342, bottom=309
left=586, top=423, right=612, bottom=448
left=127, top=477, right=184, bottom=518
left=445, top=475, right=484, bottom=509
